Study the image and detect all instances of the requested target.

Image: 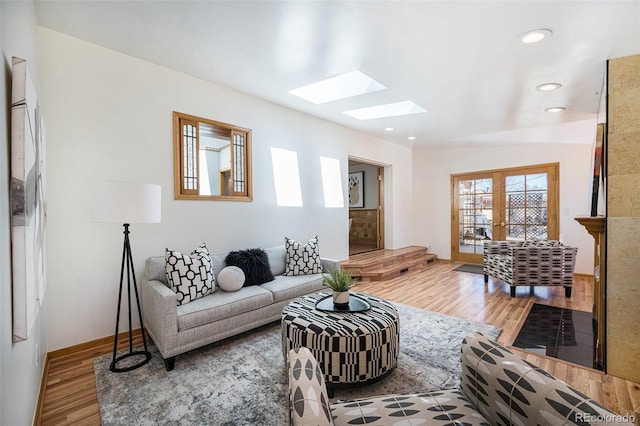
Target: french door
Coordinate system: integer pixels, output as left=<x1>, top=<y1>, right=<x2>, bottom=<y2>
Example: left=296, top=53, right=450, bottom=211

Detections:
left=451, top=163, right=559, bottom=264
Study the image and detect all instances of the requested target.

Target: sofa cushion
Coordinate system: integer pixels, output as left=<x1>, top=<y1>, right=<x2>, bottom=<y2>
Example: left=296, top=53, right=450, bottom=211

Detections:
left=259, top=274, right=324, bottom=303
left=176, top=285, right=273, bottom=331
left=285, top=236, right=323, bottom=276
left=165, top=244, right=216, bottom=305
left=264, top=245, right=286, bottom=276
left=225, top=248, right=275, bottom=286
left=330, top=390, right=489, bottom=425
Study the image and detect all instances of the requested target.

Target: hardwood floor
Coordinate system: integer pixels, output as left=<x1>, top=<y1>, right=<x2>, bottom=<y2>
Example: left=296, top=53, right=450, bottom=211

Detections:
left=37, top=261, right=640, bottom=425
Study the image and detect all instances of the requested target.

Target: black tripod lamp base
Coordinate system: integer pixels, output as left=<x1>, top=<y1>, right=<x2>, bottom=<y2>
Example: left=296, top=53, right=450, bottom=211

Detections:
left=110, top=350, right=152, bottom=373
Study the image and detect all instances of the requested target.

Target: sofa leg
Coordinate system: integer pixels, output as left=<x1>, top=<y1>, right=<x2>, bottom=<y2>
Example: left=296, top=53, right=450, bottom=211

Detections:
left=164, top=356, right=175, bottom=371
left=484, top=274, right=489, bottom=283
left=510, top=286, right=516, bottom=297
left=565, top=287, right=572, bottom=298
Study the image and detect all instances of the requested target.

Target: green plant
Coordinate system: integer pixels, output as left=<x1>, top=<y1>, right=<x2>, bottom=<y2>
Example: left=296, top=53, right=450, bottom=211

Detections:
left=322, top=267, right=354, bottom=292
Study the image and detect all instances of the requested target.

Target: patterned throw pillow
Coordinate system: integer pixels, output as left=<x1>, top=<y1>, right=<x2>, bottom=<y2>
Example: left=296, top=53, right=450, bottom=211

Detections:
left=165, top=244, right=216, bottom=305
left=284, top=236, right=323, bottom=276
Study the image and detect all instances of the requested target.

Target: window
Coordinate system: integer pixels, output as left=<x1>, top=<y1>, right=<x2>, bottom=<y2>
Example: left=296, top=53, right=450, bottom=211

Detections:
left=173, top=112, right=252, bottom=200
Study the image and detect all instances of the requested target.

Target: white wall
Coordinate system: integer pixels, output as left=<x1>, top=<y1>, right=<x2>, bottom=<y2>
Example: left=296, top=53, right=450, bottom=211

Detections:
left=38, top=28, right=414, bottom=351
left=1, top=2, right=48, bottom=425
left=413, top=143, right=595, bottom=274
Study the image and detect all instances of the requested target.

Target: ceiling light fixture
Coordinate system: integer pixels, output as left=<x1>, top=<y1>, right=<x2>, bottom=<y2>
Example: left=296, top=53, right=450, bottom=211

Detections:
left=343, top=101, right=427, bottom=120
left=536, top=83, right=562, bottom=92
left=545, top=107, right=566, bottom=113
left=408, top=136, right=416, bottom=140
left=289, top=70, right=386, bottom=104
left=520, top=29, right=552, bottom=44
left=385, top=127, right=394, bottom=131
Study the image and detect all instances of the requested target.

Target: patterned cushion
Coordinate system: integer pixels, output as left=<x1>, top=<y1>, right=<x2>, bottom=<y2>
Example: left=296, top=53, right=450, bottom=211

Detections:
left=331, top=390, right=490, bottom=425
left=284, top=236, right=323, bottom=276
left=165, top=244, right=215, bottom=305
left=288, top=347, right=333, bottom=426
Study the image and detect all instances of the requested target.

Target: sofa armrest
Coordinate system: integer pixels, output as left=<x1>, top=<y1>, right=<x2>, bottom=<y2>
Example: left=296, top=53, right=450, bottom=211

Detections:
left=321, top=257, right=339, bottom=272
left=140, top=277, right=178, bottom=359
left=288, top=347, right=334, bottom=426
left=460, top=333, right=632, bottom=425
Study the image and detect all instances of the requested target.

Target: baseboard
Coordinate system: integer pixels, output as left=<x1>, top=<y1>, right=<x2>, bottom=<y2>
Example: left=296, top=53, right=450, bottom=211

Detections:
left=33, top=352, right=50, bottom=426
left=46, top=328, right=144, bottom=360
left=574, top=273, right=595, bottom=279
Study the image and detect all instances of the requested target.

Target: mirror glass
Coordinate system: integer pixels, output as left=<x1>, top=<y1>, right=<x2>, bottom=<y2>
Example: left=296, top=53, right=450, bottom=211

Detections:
left=173, top=112, right=252, bottom=200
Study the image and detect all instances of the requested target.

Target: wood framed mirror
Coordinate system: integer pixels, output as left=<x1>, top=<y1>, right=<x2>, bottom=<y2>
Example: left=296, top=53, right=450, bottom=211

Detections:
left=173, top=111, right=252, bottom=201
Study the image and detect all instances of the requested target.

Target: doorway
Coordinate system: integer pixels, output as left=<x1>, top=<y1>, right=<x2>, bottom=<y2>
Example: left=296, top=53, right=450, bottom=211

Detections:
left=348, top=159, right=385, bottom=255
left=451, top=163, right=559, bottom=264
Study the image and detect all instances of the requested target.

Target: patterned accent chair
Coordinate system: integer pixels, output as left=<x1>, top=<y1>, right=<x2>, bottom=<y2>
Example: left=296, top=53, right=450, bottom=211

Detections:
left=288, top=333, right=632, bottom=425
left=483, top=240, right=578, bottom=297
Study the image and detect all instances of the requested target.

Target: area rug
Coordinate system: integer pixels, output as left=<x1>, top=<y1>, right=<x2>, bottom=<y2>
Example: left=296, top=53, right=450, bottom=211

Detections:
left=453, top=263, right=484, bottom=274
left=94, top=297, right=501, bottom=425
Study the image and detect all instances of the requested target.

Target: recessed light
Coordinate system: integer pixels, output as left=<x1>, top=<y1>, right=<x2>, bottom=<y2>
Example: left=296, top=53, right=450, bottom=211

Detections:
left=385, top=127, right=394, bottom=132
left=408, top=136, right=416, bottom=140
left=343, top=101, right=427, bottom=120
left=520, top=29, right=552, bottom=44
left=545, top=107, right=566, bottom=113
left=289, top=70, right=386, bottom=104
left=536, top=83, right=562, bottom=92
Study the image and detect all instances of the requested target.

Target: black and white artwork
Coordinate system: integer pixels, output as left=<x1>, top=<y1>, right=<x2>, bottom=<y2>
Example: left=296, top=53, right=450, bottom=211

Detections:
left=10, top=57, right=47, bottom=342
left=349, top=171, right=364, bottom=208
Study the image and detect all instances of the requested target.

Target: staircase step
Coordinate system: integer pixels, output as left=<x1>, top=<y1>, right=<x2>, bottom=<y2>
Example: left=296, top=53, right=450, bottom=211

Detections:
left=341, top=246, right=437, bottom=282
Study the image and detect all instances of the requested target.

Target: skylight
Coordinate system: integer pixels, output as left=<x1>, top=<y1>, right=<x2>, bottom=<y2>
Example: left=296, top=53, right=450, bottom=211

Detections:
left=320, top=157, right=344, bottom=208
left=289, top=71, right=386, bottom=104
left=343, top=101, right=427, bottom=120
left=271, top=147, right=303, bottom=207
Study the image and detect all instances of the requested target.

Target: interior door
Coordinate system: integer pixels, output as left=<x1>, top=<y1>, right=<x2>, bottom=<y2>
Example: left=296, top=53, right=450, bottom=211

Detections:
left=451, top=163, right=559, bottom=264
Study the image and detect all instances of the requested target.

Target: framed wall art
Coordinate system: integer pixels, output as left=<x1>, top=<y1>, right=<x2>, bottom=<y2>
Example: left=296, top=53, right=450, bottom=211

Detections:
left=10, top=57, right=47, bottom=342
left=348, top=171, right=364, bottom=208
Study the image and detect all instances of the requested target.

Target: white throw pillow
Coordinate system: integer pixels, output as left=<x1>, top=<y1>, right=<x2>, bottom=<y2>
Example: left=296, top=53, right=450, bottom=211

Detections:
left=217, top=266, right=245, bottom=292
left=284, top=236, right=323, bottom=276
left=165, top=243, right=216, bottom=305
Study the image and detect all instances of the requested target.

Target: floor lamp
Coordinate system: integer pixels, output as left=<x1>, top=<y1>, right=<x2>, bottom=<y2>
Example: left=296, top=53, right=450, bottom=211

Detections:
left=92, top=181, right=161, bottom=372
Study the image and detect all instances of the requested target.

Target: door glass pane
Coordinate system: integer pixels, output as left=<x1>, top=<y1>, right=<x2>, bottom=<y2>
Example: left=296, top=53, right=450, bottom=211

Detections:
left=505, top=173, right=548, bottom=241
left=458, top=178, right=492, bottom=254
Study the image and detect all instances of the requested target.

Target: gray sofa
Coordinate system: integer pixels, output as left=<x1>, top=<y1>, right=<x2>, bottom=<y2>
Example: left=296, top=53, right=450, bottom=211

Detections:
left=288, top=332, right=633, bottom=425
left=141, top=245, right=337, bottom=370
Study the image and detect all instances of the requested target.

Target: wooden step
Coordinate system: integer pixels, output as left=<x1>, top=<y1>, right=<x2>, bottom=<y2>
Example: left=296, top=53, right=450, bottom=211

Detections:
left=341, top=246, right=437, bottom=281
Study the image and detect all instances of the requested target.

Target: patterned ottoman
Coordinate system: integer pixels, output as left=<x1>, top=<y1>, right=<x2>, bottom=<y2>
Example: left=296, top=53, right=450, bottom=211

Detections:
left=281, top=292, right=399, bottom=394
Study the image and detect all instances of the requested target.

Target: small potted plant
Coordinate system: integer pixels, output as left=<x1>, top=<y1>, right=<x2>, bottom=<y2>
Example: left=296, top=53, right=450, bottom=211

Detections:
left=322, top=267, right=354, bottom=307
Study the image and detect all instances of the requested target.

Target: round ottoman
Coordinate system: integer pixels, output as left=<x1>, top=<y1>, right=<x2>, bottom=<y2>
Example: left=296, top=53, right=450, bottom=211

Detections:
left=281, top=292, right=400, bottom=391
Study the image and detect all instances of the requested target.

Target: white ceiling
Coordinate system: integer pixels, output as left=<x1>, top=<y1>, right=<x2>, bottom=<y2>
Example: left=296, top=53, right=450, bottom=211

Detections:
left=34, top=1, right=640, bottom=148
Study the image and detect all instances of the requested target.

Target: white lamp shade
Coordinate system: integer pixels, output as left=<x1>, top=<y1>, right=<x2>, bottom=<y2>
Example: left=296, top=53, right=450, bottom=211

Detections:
left=92, top=181, right=161, bottom=224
